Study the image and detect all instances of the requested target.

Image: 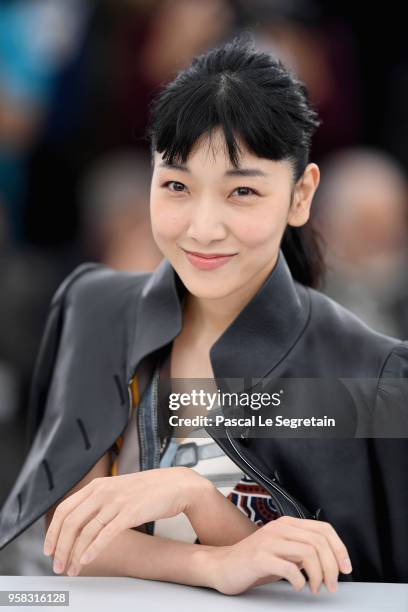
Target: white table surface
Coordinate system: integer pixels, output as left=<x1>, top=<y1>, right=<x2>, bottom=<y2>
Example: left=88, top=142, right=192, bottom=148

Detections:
left=0, top=575, right=407, bottom=611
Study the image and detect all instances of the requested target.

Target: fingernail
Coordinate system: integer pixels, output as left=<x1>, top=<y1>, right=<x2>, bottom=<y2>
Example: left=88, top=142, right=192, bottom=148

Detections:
left=43, top=542, right=52, bottom=556
left=341, top=557, right=353, bottom=573
left=328, top=581, right=337, bottom=593
left=67, top=565, right=76, bottom=577
left=53, top=559, right=63, bottom=573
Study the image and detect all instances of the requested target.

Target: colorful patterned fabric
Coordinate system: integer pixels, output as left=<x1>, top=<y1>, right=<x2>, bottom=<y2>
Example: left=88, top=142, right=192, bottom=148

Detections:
left=226, top=474, right=279, bottom=525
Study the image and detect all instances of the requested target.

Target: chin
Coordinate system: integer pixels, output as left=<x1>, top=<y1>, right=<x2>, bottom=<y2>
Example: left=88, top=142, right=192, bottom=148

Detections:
left=178, top=273, right=236, bottom=299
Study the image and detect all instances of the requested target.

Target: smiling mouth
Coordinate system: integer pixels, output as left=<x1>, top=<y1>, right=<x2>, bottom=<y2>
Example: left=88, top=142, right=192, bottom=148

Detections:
left=182, top=248, right=237, bottom=259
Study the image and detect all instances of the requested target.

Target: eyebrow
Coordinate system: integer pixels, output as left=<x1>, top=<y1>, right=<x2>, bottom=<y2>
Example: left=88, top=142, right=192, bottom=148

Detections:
left=158, top=161, right=268, bottom=178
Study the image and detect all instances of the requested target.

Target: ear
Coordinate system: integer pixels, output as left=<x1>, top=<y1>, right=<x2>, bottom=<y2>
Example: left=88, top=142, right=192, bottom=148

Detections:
left=287, top=163, right=320, bottom=227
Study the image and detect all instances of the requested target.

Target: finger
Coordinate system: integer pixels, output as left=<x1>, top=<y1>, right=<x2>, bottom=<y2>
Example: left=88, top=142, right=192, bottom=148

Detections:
left=269, top=540, right=323, bottom=595
left=64, top=543, right=77, bottom=577
left=53, top=495, right=105, bottom=574
left=79, top=512, right=124, bottom=566
left=272, top=522, right=339, bottom=592
left=279, top=517, right=352, bottom=575
left=258, top=554, right=306, bottom=592
left=44, top=482, right=95, bottom=557
left=66, top=515, right=112, bottom=576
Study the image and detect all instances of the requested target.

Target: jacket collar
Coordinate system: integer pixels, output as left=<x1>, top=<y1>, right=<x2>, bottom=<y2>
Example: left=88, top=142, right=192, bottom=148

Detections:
left=127, top=248, right=310, bottom=382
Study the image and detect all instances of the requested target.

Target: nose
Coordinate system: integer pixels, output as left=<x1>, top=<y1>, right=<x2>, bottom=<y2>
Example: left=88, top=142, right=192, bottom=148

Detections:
left=186, top=197, right=227, bottom=244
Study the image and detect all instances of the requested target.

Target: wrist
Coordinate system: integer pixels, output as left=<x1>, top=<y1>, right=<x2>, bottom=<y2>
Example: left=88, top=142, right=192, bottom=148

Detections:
left=178, top=467, right=215, bottom=513
left=191, top=544, right=228, bottom=590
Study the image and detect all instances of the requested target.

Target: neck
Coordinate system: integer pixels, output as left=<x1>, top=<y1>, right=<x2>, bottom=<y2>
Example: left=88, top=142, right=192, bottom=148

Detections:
left=181, top=251, right=279, bottom=344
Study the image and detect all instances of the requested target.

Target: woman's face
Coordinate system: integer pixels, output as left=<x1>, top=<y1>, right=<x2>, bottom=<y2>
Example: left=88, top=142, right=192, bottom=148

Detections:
left=150, top=128, right=319, bottom=300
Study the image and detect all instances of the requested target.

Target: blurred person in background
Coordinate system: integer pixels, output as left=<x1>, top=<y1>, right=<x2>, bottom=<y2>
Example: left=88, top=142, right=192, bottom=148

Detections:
left=79, top=151, right=162, bottom=272
left=0, top=0, right=91, bottom=244
left=115, top=0, right=236, bottom=145
left=314, top=148, right=408, bottom=339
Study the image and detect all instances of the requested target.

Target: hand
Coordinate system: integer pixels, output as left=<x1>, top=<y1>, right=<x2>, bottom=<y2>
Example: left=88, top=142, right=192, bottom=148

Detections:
left=206, top=515, right=353, bottom=595
left=43, top=466, right=201, bottom=576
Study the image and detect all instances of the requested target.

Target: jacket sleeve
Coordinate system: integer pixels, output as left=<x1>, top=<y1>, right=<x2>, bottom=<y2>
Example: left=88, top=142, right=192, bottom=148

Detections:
left=25, top=263, right=104, bottom=450
left=0, top=262, right=104, bottom=551
left=370, top=340, right=408, bottom=582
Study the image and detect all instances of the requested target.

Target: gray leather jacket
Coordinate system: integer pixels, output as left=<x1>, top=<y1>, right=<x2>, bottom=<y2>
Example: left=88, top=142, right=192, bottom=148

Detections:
left=0, top=250, right=407, bottom=582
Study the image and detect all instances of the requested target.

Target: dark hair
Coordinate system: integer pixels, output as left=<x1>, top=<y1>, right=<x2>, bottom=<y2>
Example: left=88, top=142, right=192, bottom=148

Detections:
left=145, top=31, right=326, bottom=288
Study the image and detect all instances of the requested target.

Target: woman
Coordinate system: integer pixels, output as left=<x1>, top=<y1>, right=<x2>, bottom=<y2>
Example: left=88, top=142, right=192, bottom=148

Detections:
left=1, top=33, right=407, bottom=595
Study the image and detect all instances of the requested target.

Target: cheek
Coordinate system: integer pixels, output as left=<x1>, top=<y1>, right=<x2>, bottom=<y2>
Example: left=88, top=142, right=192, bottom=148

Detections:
left=234, top=210, right=285, bottom=249
left=150, top=199, right=186, bottom=242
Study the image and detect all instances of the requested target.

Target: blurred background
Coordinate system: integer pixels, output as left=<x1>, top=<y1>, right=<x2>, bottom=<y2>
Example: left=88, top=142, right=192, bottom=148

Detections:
left=0, top=0, right=407, bottom=574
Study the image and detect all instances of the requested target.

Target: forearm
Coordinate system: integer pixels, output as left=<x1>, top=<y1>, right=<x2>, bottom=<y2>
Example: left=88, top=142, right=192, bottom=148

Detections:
left=185, top=475, right=260, bottom=546
left=74, top=527, right=215, bottom=587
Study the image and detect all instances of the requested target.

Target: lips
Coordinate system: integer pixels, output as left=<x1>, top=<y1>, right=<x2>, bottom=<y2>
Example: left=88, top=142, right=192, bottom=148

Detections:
left=184, top=250, right=236, bottom=259
left=182, top=248, right=237, bottom=271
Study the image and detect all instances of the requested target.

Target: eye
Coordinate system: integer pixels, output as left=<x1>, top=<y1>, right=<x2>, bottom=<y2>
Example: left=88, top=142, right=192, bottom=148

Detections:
left=162, top=180, right=186, bottom=192
left=231, top=186, right=259, bottom=197
left=161, top=181, right=259, bottom=198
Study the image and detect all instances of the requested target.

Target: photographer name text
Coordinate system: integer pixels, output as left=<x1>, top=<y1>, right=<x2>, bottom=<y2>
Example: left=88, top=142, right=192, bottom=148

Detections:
left=169, top=415, right=336, bottom=429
